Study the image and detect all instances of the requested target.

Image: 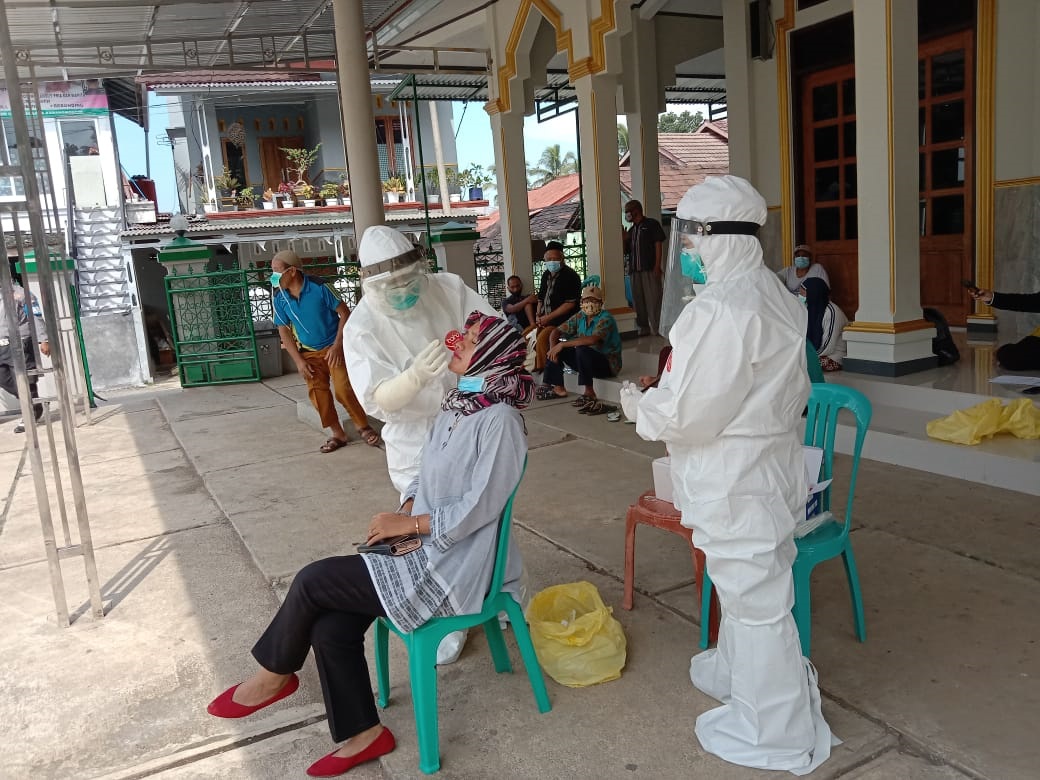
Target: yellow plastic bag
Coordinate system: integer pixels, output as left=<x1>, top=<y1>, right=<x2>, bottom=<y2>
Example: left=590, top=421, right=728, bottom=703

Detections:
left=526, top=581, right=627, bottom=688
left=927, top=397, right=1040, bottom=445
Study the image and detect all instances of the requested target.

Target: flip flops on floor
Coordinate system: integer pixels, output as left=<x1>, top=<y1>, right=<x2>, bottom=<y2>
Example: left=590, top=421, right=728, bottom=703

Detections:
left=580, top=400, right=617, bottom=416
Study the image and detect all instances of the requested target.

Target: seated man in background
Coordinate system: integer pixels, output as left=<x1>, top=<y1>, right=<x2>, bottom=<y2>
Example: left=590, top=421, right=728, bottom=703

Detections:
left=536, top=284, right=621, bottom=415
left=777, top=243, right=830, bottom=294
left=801, top=278, right=848, bottom=372
left=502, top=274, right=536, bottom=333
left=971, top=286, right=1040, bottom=371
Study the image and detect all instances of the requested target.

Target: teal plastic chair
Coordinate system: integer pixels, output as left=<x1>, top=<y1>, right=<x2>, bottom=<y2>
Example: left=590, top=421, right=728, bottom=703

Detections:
left=699, top=383, right=872, bottom=656
left=806, top=339, right=826, bottom=384
left=373, top=462, right=551, bottom=774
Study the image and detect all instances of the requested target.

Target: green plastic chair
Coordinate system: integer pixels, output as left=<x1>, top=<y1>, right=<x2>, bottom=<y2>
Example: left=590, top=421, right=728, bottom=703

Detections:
left=373, top=461, right=551, bottom=774
left=806, top=339, right=826, bottom=384
left=699, top=383, right=872, bottom=656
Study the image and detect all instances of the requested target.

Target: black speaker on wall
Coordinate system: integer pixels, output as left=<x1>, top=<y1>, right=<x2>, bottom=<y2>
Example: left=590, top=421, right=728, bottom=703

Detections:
left=750, top=0, right=774, bottom=61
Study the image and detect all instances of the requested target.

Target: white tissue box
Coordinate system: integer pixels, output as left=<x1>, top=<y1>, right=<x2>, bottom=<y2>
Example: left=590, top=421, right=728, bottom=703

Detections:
left=652, top=457, right=674, bottom=503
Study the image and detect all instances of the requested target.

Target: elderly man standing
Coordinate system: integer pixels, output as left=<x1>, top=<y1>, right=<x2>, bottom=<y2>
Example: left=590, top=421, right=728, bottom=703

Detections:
left=271, top=250, right=380, bottom=452
left=621, top=176, right=833, bottom=773
left=1, top=278, right=49, bottom=434
left=625, top=199, right=667, bottom=336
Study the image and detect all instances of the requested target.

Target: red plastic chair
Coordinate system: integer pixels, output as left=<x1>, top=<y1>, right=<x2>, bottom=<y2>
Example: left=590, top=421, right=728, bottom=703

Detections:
left=623, top=490, right=720, bottom=644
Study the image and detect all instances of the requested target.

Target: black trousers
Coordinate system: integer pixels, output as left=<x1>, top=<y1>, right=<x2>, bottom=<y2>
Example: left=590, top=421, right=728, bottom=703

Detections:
left=996, top=335, right=1040, bottom=372
left=252, top=555, right=387, bottom=742
left=0, top=337, right=41, bottom=418
left=543, top=345, right=615, bottom=389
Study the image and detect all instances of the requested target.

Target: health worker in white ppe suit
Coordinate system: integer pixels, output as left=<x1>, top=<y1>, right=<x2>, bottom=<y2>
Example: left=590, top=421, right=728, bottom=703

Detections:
left=619, top=176, right=834, bottom=774
left=343, top=225, right=495, bottom=665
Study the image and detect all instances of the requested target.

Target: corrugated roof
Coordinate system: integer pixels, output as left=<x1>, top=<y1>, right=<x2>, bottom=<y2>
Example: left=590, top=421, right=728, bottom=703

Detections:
left=138, top=71, right=325, bottom=87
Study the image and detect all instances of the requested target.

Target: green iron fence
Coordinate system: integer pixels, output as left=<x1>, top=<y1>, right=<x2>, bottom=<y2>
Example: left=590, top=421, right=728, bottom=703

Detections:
left=473, top=243, right=589, bottom=308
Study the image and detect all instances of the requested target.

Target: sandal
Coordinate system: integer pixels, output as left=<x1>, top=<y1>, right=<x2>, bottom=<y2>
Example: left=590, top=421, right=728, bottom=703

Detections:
left=320, top=437, right=348, bottom=453
left=535, top=385, right=557, bottom=401
left=571, top=395, right=594, bottom=408
left=357, top=426, right=382, bottom=448
left=582, top=400, right=616, bottom=416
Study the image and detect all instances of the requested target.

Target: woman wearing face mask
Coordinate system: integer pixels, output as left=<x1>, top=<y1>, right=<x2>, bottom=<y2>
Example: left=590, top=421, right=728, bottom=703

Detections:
left=777, top=244, right=830, bottom=294
left=801, top=277, right=848, bottom=371
left=536, top=285, right=622, bottom=415
left=207, top=312, right=532, bottom=778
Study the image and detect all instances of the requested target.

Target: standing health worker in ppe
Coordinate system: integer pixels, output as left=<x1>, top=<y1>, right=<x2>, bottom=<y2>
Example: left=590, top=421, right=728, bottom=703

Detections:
left=343, top=225, right=495, bottom=665
left=619, top=176, right=834, bottom=774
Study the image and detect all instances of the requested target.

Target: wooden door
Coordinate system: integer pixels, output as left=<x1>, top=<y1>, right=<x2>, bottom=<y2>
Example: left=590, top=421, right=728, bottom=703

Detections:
left=918, top=30, right=974, bottom=326
left=259, top=136, right=304, bottom=188
left=800, top=64, right=859, bottom=318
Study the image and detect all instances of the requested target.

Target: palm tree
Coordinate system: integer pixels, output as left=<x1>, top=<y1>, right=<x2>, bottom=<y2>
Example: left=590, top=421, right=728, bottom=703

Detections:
left=527, top=144, right=577, bottom=188
left=617, top=123, right=629, bottom=158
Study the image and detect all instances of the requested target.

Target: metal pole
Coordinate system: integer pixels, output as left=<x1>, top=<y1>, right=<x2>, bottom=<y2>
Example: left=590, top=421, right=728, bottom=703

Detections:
left=0, top=3, right=104, bottom=621
left=409, top=77, right=433, bottom=250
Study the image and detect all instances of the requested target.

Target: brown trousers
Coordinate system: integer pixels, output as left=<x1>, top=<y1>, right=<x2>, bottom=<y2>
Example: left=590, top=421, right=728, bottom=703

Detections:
left=300, top=347, right=367, bottom=430
left=533, top=326, right=555, bottom=372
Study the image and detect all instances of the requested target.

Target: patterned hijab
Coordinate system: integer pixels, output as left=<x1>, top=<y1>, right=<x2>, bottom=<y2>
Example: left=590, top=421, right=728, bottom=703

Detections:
left=442, top=311, right=534, bottom=416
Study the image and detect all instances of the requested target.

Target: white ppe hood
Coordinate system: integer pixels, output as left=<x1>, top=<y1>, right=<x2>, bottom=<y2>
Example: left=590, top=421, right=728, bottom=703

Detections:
left=633, top=175, right=834, bottom=774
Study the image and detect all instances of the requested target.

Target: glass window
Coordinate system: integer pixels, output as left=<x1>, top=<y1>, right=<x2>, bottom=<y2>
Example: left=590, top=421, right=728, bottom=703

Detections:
left=812, top=83, right=839, bottom=121
left=844, top=163, right=857, bottom=198
left=931, top=100, right=964, bottom=143
left=919, top=199, right=927, bottom=236
left=815, top=166, right=840, bottom=202
left=931, top=147, right=965, bottom=190
left=845, top=205, right=858, bottom=240
left=842, top=79, right=856, bottom=116
left=816, top=207, right=841, bottom=241
left=931, top=50, right=966, bottom=96
left=918, top=60, right=926, bottom=100
left=814, top=125, right=840, bottom=162
left=843, top=121, right=856, bottom=157
left=919, top=107, right=926, bottom=146
left=60, top=120, right=99, bottom=157
left=919, top=153, right=926, bottom=192
left=932, top=194, right=964, bottom=235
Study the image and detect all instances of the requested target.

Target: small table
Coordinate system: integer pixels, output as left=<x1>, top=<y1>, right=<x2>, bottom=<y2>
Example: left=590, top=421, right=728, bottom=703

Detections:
left=623, top=490, right=720, bottom=644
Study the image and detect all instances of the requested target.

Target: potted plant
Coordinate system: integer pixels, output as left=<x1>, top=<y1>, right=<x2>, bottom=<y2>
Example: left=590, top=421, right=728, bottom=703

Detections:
left=382, top=173, right=405, bottom=204
left=320, top=181, right=340, bottom=206
left=296, top=183, right=317, bottom=207
left=419, top=167, right=440, bottom=204
left=445, top=166, right=462, bottom=203
left=277, top=181, right=296, bottom=207
left=339, top=178, right=351, bottom=207
left=279, top=143, right=322, bottom=188
left=262, top=188, right=276, bottom=210
left=236, top=187, right=256, bottom=210
left=467, top=164, right=493, bottom=201
left=214, top=166, right=240, bottom=197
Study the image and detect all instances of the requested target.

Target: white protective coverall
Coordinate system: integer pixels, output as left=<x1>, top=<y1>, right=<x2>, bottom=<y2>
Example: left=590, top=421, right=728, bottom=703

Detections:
left=623, top=176, right=834, bottom=773
left=343, top=226, right=494, bottom=497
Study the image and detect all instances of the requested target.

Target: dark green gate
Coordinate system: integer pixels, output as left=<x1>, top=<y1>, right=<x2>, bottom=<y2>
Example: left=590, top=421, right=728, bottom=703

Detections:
left=165, top=261, right=260, bottom=387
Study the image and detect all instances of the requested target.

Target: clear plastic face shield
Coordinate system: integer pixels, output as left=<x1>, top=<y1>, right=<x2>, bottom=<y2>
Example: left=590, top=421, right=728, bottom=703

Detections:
left=659, top=218, right=709, bottom=337
left=360, top=248, right=429, bottom=313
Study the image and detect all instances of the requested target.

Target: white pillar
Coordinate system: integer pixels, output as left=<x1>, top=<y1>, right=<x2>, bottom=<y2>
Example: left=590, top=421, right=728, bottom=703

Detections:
left=624, top=12, right=662, bottom=218
left=430, top=225, right=479, bottom=290
left=844, top=0, right=935, bottom=375
left=722, top=0, right=753, bottom=179
left=574, top=73, right=627, bottom=315
left=488, top=108, right=534, bottom=287
left=428, top=102, right=451, bottom=214
left=333, top=0, right=384, bottom=238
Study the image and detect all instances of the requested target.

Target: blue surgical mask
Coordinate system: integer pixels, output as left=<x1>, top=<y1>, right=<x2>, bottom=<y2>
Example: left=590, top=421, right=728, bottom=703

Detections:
left=680, top=251, right=707, bottom=284
left=269, top=271, right=282, bottom=289
left=385, top=278, right=423, bottom=310
left=544, top=261, right=561, bottom=274
left=458, top=375, right=485, bottom=393
left=794, top=256, right=811, bottom=270
left=797, top=295, right=807, bottom=306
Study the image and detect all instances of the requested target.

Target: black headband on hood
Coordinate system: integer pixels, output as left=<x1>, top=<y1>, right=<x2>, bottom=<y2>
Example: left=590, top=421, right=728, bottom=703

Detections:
left=675, top=218, right=760, bottom=237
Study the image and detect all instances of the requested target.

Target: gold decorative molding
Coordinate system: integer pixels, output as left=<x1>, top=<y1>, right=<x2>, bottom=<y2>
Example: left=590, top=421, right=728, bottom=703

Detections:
left=775, top=0, right=796, bottom=269
left=975, top=0, right=996, bottom=317
left=569, top=56, right=597, bottom=81
left=587, top=0, right=618, bottom=78
left=845, top=318, right=934, bottom=334
left=994, top=176, right=1040, bottom=188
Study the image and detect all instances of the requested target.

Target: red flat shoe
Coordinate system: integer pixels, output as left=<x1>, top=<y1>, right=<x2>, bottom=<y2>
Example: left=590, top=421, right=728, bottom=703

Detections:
left=307, top=727, right=396, bottom=777
left=206, top=673, right=299, bottom=718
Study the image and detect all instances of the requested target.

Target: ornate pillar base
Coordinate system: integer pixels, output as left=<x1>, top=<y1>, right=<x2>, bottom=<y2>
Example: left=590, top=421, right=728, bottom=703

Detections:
left=843, top=323, right=937, bottom=376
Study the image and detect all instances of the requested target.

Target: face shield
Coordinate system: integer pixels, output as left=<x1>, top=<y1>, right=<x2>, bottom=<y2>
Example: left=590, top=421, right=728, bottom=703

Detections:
left=659, top=218, right=708, bottom=337
left=360, top=247, right=428, bottom=313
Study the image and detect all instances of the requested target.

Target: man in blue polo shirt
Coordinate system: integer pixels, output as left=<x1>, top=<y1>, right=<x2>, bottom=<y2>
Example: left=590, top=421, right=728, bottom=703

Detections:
left=271, top=250, right=380, bottom=452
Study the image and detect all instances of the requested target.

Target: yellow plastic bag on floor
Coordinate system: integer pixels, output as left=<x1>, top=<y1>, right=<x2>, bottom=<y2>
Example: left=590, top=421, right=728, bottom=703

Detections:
left=927, top=397, right=1040, bottom=445
left=526, top=581, right=627, bottom=688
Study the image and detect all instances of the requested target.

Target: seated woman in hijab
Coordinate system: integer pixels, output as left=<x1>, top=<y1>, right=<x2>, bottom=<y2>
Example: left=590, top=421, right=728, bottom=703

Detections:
left=801, top=277, right=848, bottom=372
left=207, top=312, right=532, bottom=778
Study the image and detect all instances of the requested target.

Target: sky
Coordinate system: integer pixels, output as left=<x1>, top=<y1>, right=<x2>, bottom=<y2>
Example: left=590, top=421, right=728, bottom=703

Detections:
left=115, top=95, right=702, bottom=213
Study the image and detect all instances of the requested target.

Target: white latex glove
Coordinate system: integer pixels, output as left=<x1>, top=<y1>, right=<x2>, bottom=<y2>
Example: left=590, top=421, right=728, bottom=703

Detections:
left=619, top=381, right=641, bottom=424
left=372, top=339, right=450, bottom=412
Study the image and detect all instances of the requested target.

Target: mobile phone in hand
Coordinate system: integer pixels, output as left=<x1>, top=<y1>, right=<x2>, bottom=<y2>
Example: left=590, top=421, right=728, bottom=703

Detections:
left=962, top=278, right=979, bottom=293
